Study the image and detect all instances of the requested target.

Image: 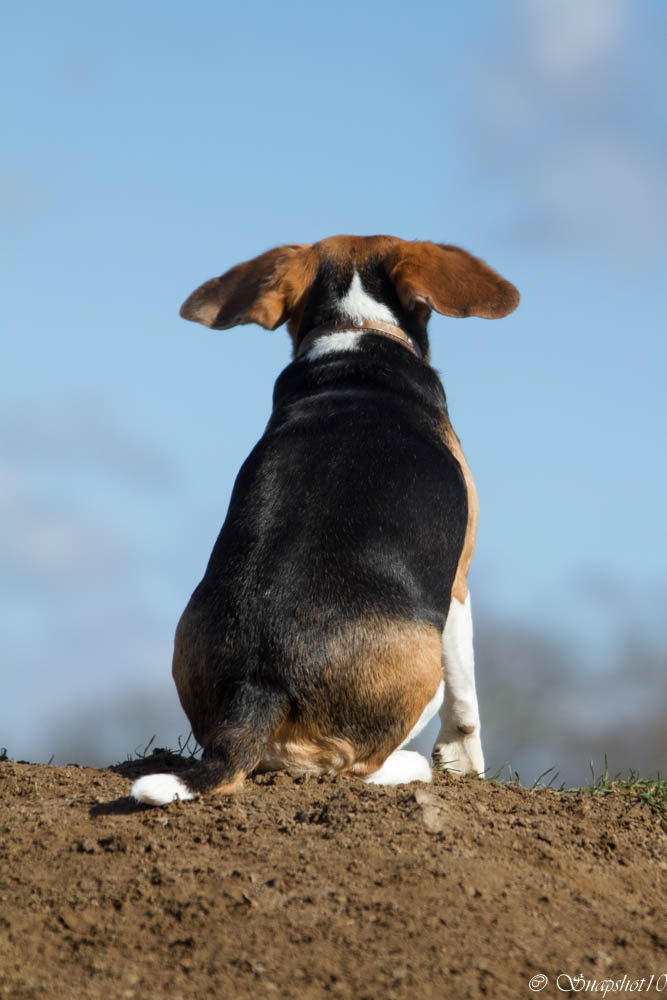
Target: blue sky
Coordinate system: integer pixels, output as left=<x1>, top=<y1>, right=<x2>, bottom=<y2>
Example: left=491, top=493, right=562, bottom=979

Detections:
left=2, top=0, right=666, bottom=770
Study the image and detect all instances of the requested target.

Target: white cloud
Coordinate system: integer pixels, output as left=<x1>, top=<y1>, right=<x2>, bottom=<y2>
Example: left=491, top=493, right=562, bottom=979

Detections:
left=469, top=1, right=667, bottom=264
left=515, top=0, right=626, bottom=81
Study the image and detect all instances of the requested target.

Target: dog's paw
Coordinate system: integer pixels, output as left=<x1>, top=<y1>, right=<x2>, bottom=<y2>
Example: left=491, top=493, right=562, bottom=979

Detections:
left=433, top=732, right=484, bottom=777
left=364, top=749, right=433, bottom=785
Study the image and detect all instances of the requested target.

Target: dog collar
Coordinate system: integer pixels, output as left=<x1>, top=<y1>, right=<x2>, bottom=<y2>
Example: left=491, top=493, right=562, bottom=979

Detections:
left=296, top=320, right=422, bottom=360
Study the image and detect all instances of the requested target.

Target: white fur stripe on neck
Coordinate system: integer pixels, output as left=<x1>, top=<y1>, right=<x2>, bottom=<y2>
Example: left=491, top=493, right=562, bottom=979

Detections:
left=303, top=330, right=362, bottom=360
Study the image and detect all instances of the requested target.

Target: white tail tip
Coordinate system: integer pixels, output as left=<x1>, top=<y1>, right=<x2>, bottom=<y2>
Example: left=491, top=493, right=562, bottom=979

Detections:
left=131, top=773, right=196, bottom=806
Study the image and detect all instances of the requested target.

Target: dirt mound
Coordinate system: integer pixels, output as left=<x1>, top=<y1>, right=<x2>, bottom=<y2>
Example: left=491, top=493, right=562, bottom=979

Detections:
left=0, top=755, right=665, bottom=999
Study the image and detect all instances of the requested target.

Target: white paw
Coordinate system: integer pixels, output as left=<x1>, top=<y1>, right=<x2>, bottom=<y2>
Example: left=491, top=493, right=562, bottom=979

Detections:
left=433, top=732, right=485, bottom=777
left=364, top=749, right=432, bottom=786
left=131, top=773, right=196, bottom=806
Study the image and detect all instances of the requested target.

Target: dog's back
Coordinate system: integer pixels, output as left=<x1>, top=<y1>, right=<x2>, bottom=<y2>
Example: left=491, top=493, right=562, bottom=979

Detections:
left=174, top=336, right=467, bottom=784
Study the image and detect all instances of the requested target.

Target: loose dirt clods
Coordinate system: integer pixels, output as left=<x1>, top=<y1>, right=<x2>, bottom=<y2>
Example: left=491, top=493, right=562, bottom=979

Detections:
left=0, top=754, right=665, bottom=999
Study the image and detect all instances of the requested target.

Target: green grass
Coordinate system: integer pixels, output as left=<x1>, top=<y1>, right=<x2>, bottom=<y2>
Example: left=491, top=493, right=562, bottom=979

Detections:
left=567, top=758, right=667, bottom=831
left=489, top=756, right=666, bottom=831
left=487, top=763, right=566, bottom=789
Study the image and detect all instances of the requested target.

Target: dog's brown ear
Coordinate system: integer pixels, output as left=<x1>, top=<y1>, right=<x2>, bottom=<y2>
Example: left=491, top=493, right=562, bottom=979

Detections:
left=180, top=243, right=315, bottom=330
left=386, top=242, right=519, bottom=320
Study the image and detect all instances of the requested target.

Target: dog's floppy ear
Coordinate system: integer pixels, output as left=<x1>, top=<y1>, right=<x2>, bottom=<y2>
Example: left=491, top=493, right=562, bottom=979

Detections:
left=386, top=241, right=519, bottom=320
left=180, top=243, right=315, bottom=330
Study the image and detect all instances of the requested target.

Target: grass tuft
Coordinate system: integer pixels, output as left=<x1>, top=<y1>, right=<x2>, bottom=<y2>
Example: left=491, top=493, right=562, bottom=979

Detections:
left=486, top=762, right=567, bottom=789
left=122, top=731, right=202, bottom=765
left=487, top=756, right=666, bottom=830
left=567, top=756, right=666, bottom=831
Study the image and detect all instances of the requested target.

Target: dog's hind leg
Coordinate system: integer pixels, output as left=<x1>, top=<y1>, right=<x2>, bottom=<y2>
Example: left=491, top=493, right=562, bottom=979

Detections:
left=131, top=684, right=289, bottom=805
left=433, top=593, right=485, bottom=776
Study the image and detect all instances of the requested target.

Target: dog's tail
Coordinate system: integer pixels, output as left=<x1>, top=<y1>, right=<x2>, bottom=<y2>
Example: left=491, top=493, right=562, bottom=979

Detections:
left=131, top=684, right=288, bottom=806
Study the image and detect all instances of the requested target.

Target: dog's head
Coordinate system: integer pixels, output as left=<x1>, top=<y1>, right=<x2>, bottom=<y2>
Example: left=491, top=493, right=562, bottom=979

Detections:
left=180, top=235, right=519, bottom=360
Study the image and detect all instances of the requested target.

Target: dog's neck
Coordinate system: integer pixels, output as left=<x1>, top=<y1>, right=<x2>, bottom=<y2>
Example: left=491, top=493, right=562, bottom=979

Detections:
left=295, top=320, right=423, bottom=360
left=289, top=264, right=429, bottom=360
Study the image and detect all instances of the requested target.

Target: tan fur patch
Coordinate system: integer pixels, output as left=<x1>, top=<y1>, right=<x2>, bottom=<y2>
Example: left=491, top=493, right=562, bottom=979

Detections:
left=386, top=241, right=520, bottom=320
left=180, top=243, right=317, bottom=331
left=208, top=771, right=246, bottom=795
left=175, top=606, right=443, bottom=781
left=255, top=729, right=357, bottom=778
left=440, top=419, right=479, bottom=603
left=258, top=619, right=443, bottom=778
left=313, top=234, right=400, bottom=264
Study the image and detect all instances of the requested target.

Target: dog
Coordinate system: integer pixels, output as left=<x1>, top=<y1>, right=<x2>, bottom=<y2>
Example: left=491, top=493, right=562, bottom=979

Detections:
left=131, top=235, right=519, bottom=805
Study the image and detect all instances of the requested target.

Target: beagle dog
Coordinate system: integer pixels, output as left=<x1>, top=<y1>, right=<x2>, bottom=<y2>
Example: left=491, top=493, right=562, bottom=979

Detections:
left=131, top=235, right=519, bottom=805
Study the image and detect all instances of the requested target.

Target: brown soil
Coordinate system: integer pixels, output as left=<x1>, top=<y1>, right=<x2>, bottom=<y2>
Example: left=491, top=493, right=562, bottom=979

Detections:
left=0, top=754, right=665, bottom=1000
